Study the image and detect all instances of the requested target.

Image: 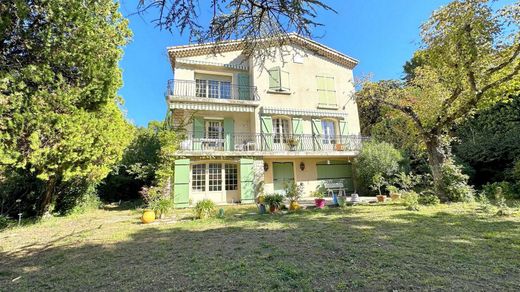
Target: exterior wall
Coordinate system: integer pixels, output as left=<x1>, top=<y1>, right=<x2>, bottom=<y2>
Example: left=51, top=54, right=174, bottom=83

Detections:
left=180, top=110, right=252, bottom=135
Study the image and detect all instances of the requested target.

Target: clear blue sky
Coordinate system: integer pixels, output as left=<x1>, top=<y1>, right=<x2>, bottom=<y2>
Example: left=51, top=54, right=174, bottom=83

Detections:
left=117, top=0, right=508, bottom=127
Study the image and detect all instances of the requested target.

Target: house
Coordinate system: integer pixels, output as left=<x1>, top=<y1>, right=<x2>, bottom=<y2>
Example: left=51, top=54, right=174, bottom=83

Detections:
left=166, top=33, right=366, bottom=208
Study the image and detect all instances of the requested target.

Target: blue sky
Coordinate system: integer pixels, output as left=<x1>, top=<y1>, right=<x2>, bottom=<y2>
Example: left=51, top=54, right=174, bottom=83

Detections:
left=117, top=0, right=507, bottom=127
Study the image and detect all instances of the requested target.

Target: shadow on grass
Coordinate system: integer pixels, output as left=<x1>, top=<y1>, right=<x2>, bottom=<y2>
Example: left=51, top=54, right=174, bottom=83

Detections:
left=1, top=206, right=519, bottom=291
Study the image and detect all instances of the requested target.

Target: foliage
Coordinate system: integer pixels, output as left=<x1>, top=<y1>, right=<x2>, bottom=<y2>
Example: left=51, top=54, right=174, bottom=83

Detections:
left=440, top=159, right=475, bottom=202
left=370, top=173, right=386, bottom=196
left=284, top=181, right=304, bottom=202
left=99, top=122, right=165, bottom=202
left=263, top=193, right=284, bottom=209
left=194, top=199, right=217, bottom=219
left=453, top=96, right=520, bottom=186
left=356, top=0, right=519, bottom=199
left=355, top=141, right=403, bottom=194
left=418, top=192, right=440, bottom=206
left=0, top=215, right=10, bottom=231
left=386, top=185, right=399, bottom=194
left=149, top=197, right=174, bottom=216
left=137, top=0, right=335, bottom=59
left=481, top=181, right=520, bottom=200
left=59, top=182, right=102, bottom=215
left=311, top=189, right=325, bottom=199
left=402, top=191, right=420, bottom=211
left=0, top=0, right=133, bottom=216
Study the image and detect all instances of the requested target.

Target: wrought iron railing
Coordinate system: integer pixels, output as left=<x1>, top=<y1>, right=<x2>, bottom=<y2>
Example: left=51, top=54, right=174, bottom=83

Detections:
left=178, top=132, right=369, bottom=152
left=166, top=79, right=259, bottom=101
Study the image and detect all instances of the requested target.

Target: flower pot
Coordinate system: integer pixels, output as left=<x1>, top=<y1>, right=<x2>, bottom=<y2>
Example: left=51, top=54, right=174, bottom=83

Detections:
left=289, top=200, right=300, bottom=211
left=376, top=195, right=386, bottom=202
left=315, top=198, right=326, bottom=209
left=257, top=196, right=265, bottom=204
left=258, top=204, right=266, bottom=214
left=390, top=193, right=401, bottom=201
left=141, top=209, right=156, bottom=224
left=269, top=205, right=277, bottom=213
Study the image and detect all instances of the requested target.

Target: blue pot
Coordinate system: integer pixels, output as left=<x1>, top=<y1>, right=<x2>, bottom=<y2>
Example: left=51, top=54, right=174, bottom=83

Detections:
left=258, top=204, right=266, bottom=214
left=332, top=193, right=338, bottom=205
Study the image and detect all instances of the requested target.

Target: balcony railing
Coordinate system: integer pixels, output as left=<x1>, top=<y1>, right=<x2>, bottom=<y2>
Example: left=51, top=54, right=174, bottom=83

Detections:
left=166, top=79, right=259, bottom=101
left=178, top=132, right=369, bottom=153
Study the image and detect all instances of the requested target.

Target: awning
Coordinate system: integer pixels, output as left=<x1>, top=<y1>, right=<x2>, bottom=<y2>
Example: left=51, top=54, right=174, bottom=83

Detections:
left=170, top=102, right=255, bottom=112
left=176, top=59, right=248, bottom=71
left=261, top=106, right=347, bottom=118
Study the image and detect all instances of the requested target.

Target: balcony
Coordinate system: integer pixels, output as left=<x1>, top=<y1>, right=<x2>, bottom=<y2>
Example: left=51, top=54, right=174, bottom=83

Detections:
left=177, top=132, right=369, bottom=156
left=166, top=79, right=259, bottom=102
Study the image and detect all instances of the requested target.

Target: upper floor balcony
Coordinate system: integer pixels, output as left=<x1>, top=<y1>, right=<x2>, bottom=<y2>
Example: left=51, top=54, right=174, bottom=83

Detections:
left=166, top=79, right=259, bottom=102
left=177, top=132, right=369, bottom=157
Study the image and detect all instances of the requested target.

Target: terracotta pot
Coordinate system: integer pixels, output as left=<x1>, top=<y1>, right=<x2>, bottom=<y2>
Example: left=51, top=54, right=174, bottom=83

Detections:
left=390, top=193, right=401, bottom=201
left=315, top=198, right=326, bottom=208
left=269, top=205, right=277, bottom=213
left=141, top=209, right=156, bottom=224
left=376, top=195, right=386, bottom=202
left=289, top=200, right=300, bottom=211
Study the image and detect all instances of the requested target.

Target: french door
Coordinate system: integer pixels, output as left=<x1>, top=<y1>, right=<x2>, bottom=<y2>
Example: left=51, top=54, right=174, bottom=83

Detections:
left=273, top=117, right=290, bottom=150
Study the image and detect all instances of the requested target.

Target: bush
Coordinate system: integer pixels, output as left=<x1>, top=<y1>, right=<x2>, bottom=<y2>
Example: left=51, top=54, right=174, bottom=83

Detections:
left=0, top=215, right=11, bottom=231
left=194, top=199, right=216, bottom=219
left=481, top=182, right=519, bottom=200
left=355, top=141, right=403, bottom=194
left=402, top=191, right=419, bottom=211
left=264, top=193, right=285, bottom=209
left=440, top=159, right=475, bottom=202
left=418, top=192, right=440, bottom=206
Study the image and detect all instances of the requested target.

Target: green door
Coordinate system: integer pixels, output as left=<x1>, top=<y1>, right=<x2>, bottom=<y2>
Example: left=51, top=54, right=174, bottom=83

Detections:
left=273, top=162, right=294, bottom=192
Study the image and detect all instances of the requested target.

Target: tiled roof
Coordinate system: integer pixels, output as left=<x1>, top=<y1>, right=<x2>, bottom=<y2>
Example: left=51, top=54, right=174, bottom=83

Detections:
left=167, top=33, right=358, bottom=69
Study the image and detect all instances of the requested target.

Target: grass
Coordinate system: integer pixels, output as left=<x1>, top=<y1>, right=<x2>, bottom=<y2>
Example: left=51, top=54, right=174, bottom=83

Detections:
left=1, top=202, right=519, bottom=291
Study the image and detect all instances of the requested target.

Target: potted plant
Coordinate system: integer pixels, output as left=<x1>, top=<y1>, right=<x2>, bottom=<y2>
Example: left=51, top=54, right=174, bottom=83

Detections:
left=286, top=136, right=299, bottom=150
left=264, top=193, right=284, bottom=213
left=284, top=181, right=303, bottom=211
left=312, top=189, right=326, bottom=209
left=141, top=209, right=156, bottom=224
left=149, top=197, right=173, bottom=219
left=256, top=182, right=267, bottom=214
left=387, top=185, right=401, bottom=201
left=371, top=173, right=387, bottom=202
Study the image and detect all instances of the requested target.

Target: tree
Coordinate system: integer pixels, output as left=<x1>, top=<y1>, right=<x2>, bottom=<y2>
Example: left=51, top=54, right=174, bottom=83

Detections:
left=136, top=0, right=335, bottom=56
left=0, top=0, right=133, bottom=216
left=357, top=0, right=519, bottom=200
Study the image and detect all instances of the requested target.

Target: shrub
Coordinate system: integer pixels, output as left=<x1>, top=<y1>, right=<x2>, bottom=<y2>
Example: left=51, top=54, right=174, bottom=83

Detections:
left=355, top=141, right=403, bottom=194
left=264, top=193, right=284, bottom=209
left=284, top=181, right=304, bottom=202
left=481, top=181, right=519, bottom=200
left=402, top=191, right=419, bottom=211
left=0, top=215, right=11, bottom=231
left=418, top=192, right=440, bottom=206
left=440, top=159, right=475, bottom=202
left=194, top=199, right=216, bottom=219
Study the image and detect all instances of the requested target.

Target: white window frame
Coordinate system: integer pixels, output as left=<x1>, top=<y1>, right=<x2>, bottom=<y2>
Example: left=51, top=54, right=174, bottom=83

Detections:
left=272, top=117, right=291, bottom=144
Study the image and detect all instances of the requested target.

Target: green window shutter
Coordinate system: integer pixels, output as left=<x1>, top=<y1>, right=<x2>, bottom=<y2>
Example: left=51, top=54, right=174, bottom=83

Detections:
left=260, top=116, right=273, bottom=150
left=339, top=120, right=348, bottom=144
left=268, top=67, right=281, bottom=90
left=240, top=158, right=255, bottom=203
left=326, top=77, right=336, bottom=106
left=192, top=117, right=204, bottom=150
left=280, top=70, right=290, bottom=91
left=316, top=76, right=327, bottom=105
left=224, top=117, right=234, bottom=151
left=311, top=118, right=323, bottom=150
left=292, top=118, right=303, bottom=150
left=237, top=73, right=250, bottom=100
left=173, top=159, right=190, bottom=208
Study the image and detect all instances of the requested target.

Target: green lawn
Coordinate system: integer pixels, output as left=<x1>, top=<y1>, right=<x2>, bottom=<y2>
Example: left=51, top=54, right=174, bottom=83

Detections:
left=1, top=203, right=519, bottom=291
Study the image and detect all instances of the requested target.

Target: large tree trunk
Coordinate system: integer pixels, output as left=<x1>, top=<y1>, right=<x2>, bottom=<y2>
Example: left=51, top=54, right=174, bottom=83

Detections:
left=38, top=177, right=55, bottom=217
left=425, top=135, right=448, bottom=201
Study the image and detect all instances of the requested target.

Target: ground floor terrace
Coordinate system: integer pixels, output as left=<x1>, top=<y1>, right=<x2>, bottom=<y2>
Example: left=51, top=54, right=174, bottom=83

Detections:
left=173, top=156, right=356, bottom=207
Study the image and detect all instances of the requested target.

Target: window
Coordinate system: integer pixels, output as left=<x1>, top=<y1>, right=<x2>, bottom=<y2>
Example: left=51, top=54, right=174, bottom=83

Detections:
left=225, top=164, right=238, bottom=190
left=208, top=163, right=222, bottom=191
left=321, top=120, right=336, bottom=144
left=268, top=67, right=290, bottom=91
left=273, top=117, right=290, bottom=143
left=195, top=79, right=231, bottom=99
left=196, top=79, right=207, bottom=97
left=206, top=120, right=223, bottom=139
left=316, top=76, right=336, bottom=107
left=192, top=164, right=206, bottom=191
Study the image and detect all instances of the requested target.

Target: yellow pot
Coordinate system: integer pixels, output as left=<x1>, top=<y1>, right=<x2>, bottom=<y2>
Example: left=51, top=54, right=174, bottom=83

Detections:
left=141, top=209, right=156, bottom=224
left=257, top=195, right=265, bottom=204
left=289, top=201, right=300, bottom=211
left=390, top=193, right=401, bottom=201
